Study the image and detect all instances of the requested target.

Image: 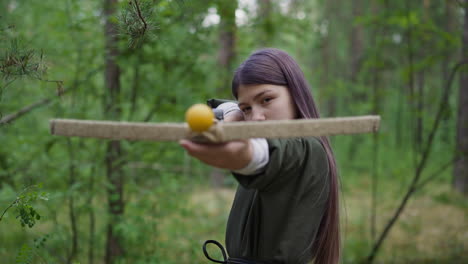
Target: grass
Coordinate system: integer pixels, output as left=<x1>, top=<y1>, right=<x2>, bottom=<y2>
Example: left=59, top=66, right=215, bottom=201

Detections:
left=340, top=181, right=467, bottom=263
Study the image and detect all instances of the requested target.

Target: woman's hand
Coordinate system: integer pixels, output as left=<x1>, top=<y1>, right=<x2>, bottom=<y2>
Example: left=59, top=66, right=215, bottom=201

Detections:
left=180, top=102, right=250, bottom=170
left=216, top=101, right=244, bottom=122
left=179, top=139, right=252, bottom=170
left=223, top=109, right=244, bottom=122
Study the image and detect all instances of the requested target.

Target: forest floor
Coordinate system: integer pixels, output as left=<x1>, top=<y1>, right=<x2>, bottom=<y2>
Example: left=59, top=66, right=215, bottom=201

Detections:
left=0, top=176, right=466, bottom=263
left=188, top=180, right=468, bottom=264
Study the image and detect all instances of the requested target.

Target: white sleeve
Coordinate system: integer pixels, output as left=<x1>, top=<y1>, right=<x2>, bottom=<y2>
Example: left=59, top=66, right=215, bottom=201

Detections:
left=216, top=103, right=269, bottom=175
left=233, top=138, right=269, bottom=175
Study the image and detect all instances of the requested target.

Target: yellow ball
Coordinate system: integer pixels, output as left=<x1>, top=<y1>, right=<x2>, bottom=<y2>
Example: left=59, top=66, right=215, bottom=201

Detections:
left=185, top=104, right=215, bottom=132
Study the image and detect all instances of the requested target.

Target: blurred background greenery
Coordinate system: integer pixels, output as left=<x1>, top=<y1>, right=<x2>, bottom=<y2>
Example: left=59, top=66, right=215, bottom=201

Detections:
left=0, top=0, right=467, bottom=263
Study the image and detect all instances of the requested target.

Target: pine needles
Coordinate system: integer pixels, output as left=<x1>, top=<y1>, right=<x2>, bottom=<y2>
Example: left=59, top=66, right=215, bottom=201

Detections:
left=0, top=39, right=47, bottom=84
left=119, top=0, right=157, bottom=49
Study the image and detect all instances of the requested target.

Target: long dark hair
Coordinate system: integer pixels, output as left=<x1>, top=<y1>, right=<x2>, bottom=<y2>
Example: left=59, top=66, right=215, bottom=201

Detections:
left=232, top=48, right=340, bottom=264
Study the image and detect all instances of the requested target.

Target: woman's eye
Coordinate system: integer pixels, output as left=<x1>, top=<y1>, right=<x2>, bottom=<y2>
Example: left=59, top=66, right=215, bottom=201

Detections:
left=241, top=107, right=251, bottom=113
left=263, top=97, right=272, bottom=103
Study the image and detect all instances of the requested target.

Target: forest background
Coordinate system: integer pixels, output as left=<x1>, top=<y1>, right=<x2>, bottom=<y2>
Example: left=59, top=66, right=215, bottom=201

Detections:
left=0, top=0, right=467, bottom=263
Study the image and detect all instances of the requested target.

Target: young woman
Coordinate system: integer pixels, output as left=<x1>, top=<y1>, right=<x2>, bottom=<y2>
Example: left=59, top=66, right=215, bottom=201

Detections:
left=180, top=48, right=340, bottom=264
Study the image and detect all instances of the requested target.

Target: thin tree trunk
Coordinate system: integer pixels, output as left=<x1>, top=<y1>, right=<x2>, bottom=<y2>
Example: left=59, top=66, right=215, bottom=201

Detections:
left=369, top=0, right=387, bottom=242
left=453, top=0, right=468, bottom=195
left=103, top=0, right=125, bottom=263
left=217, top=0, right=237, bottom=93
left=370, top=72, right=380, bottom=243
left=415, top=71, right=425, bottom=150
left=346, top=0, right=365, bottom=161
left=350, top=0, right=364, bottom=83
left=441, top=0, right=456, bottom=142
left=405, top=0, right=417, bottom=158
left=129, top=51, right=141, bottom=120
left=88, top=163, right=97, bottom=264
left=321, top=0, right=336, bottom=117
left=392, top=1, right=405, bottom=147
left=405, top=1, right=415, bottom=103
left=396, top=81, right=403, bottom=147
left=66, top=139, right=78, bottom=264
left=105, top=142, right=125, bottom=264
left=414, top=0, right=431, bottom=152
left=258, top=0, right=273, bottom=46
left=321, top=35, right=335, bottom=116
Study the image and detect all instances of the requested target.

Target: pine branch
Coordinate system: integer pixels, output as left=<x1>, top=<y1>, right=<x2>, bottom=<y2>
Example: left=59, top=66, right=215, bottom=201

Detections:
left=119, top=0, right=155, bottom=48
left=415, top=155, right=461, bottom=190
left=0, top=97, right=52, bottom=125
left=132, top=0, right=147, bottom=34
left=0, top=68, right=100, bottom=125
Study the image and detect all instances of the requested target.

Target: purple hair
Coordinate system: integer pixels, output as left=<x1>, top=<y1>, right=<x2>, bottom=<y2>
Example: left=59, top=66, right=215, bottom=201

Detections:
left=232, top=48, right=341, bottom=264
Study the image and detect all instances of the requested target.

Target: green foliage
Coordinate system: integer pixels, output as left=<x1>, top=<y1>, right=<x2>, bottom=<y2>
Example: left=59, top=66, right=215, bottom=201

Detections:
left=0, top=184, right=48, bottom=228
left=15, top=234, right=49, bottom=264
left=0, top=0, right=466, bottom=263
left=15, top=243, right=33, bottom=264
left=16, top=204, right=40, bottom=228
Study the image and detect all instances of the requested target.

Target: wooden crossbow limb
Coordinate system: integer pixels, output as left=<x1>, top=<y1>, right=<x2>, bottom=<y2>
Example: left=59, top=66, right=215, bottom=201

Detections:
left=49, top=116, right=381, bottom=142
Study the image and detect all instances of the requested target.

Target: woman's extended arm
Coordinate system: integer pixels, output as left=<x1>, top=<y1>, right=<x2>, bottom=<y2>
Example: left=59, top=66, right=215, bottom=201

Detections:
left=180, top=102, right=252, bottom=170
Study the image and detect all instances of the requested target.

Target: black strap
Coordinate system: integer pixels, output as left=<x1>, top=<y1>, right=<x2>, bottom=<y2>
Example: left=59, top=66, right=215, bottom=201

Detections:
left=203, top=240, right=228, bottom=263
left=203, top=240, right=260, bottom=264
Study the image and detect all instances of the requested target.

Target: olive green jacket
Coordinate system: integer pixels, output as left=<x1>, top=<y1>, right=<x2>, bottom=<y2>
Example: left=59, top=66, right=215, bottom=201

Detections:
left=226, top=137, right=330, bottom=264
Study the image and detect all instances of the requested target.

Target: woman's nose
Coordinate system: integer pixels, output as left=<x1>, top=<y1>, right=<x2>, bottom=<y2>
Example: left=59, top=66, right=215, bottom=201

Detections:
left=251, top=108, right=266, bottom=121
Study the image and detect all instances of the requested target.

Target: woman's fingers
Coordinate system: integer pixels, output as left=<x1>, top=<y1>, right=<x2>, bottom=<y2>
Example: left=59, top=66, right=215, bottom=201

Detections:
left=224, top=110, right=244, bottom=122
left=179, top=139, right=227, bottom=165
left=179, top=139, right=203, bottom=154
left=179, top=139, right=252, bottom=170
left=179, top=139, right=226, bottom=155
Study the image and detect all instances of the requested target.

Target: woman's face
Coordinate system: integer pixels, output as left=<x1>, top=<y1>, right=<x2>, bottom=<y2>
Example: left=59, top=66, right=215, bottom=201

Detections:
left=237, top=84, right=298, bottom=121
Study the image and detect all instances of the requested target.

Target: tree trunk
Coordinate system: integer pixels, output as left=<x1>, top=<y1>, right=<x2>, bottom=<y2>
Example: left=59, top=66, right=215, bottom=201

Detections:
left=129, top=50, right=143, bottom=120
left=369, top=0, right=387, bottom=242
left=415, top=0, right=430, bottom=152
left=415, top=71, right=425, bottom=150
left=404, top=0, right=416, bottom=152
left=103, top=0, right=125, bottom=263
left=321, top=34, right=335, bottom=116
left=66, top=139, right=78, bottom=264
left=321, top=0, right=336, bottom=117
left=217, top=0, right=237, bottom=93
left=88, top=164, right=96, bottom=264
left=441, top=0, right=456, bottom=142
left=105, top=142, right=125, bottom=263
left=350, top=0, right=363, bottom=83
left=346, top=0, right=366, bottom=160
left=258, top=0, right=273, bottom=46
left=453, top=0, right=468, bottom=195
left=211, top=0, right=238, bottom=188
